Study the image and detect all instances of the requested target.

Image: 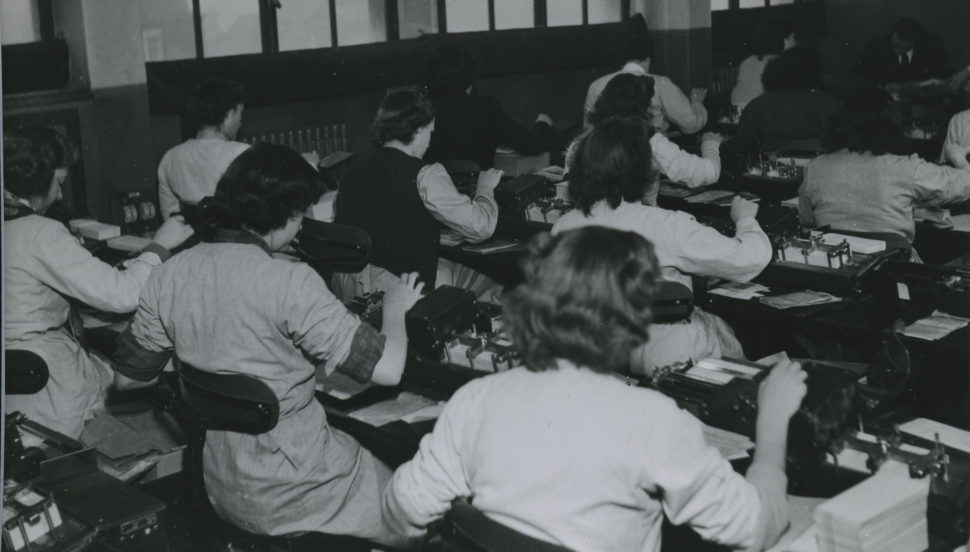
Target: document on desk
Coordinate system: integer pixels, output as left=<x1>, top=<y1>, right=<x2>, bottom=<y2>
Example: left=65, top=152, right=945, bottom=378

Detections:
left=898, top=417, right=970, bottom=454
left=702, top=424, right=754, bottom=460
left=708, top=282, right=770, bottom=300
left=683, top=189, right=736, bottom=204
left=759, top=290, right=841, bottom=310
left=348, top=392, right=442, bottom=427
left=460, top=239, right=527, bottom=255
left=901, top=310, right=969, bottom=341
left=317, top=370, right=373, bottom=400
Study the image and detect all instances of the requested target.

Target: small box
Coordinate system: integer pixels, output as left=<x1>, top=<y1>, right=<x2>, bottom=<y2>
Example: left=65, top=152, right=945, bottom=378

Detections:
left=77, top=222, right=121, bottom=241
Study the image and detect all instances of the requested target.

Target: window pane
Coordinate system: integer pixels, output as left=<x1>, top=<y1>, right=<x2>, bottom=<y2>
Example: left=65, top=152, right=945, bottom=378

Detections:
left=769, top=0, right=794, bottom=4
left=399, top=0, right=437, bottom=39
left=278, top=0, right=333, bottom=50
left=547, top=0, right=582, bottom=27
left=138, top=0, right=196, bottom=61
left=739, top=0, right=765, bottom=8
left=335, top=0, right=387, bottom=45
left=200, top=0, right=261, bottom=57
left=710, top=0, right=730, bottom=11
left=494, top=0, right=533, bottom=29
left=1, top=0, right=41, bottom=45
left=589, top=0, right=623, bottom=23
left=445, top=0, right=488, bottom=33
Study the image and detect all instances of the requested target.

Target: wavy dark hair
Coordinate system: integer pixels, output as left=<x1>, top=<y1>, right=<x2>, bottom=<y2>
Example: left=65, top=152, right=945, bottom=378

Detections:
left=568, top=117, right=654, bottom=215
left=192, top=143, right=325, bottom=239
left=370, top=89, right=436, bottom=145
left=426, top=46, right=476, bottom=99
left=587, top=73, right=655, bottom=126
left=3, top=125, right=79, bottom=199
left=762, top=45, right=824, bottom=91
left=185, top=78, right=245, bottom=130
left=503, top=227, right=659, bottom=374
left=822, top=85, right=907, bottom=156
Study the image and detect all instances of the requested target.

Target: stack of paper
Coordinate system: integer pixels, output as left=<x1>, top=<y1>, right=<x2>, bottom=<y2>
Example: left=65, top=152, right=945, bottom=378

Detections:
left=760, top=291, right=841, bottom=310
left=901, top=310, right=970, bottom=341
left=818, top=233, right=886, bottom=254
left=815, top=469, right=929, bottom=552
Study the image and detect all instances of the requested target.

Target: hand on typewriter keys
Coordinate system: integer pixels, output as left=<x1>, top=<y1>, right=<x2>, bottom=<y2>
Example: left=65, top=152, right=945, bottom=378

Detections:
left=383, top=272, right=425, bottom=318
left=758, top=359, right=808, bottom=422
left=730, top=195, right=760, bottom=223
left=475, top=168, right=504, bottom=196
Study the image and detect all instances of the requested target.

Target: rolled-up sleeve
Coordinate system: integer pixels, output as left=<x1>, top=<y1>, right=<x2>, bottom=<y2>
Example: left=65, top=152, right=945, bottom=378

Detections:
left=34, top=222, right=163, bottom=313
left=912, top=155, right=970, bottom=206
left=651, top=133, right=720, bottom=188
left=665, top=213, right=772, bottom=282
left=382, top=381, right=480, bottom=538
left=113, top=274, right=174, bottom=381
left=645, top=405, right=788, bottom=551
left=417, top=163, right=498, bottom=243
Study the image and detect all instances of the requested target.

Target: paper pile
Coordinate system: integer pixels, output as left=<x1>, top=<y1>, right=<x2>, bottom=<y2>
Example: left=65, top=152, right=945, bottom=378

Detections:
left=815, top=469, right=929, bottom=552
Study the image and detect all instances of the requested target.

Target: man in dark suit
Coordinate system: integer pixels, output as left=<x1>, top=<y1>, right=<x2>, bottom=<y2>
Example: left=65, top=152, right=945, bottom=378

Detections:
left=859, top=17, right=949, bottom=84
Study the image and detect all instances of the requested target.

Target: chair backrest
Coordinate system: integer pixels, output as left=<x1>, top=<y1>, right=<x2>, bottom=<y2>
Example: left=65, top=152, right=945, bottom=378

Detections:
left=294, top=219, right=372, bottom=274
left=652, top=281, right=694, bottom=324
left=440, top=499, right=574, bottom=552
left=175, top=360, right=279, bottom=434
left=4, top=349, right=50, bottom=395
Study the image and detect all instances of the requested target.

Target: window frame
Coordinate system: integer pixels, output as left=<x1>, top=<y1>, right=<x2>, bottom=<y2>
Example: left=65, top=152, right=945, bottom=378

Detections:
left=190, top=0, right=631, bottom=57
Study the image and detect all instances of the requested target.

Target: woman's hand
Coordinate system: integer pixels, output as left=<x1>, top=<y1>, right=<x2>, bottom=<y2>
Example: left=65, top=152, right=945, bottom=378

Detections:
left=383, top=272, right=425, bottom=319
left=757, top=359, right=808, bottom=422
left=152, top=215, right=195, bottom=250
left=475, top=168, right=504, bottom=196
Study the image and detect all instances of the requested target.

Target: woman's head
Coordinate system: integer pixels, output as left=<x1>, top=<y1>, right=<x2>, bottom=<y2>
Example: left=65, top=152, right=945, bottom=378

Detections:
left=752, top=19, right=795, bottom=59
left=568, top=117, right=654, bottom=214
left=426, top=46, right=476, bottom=99
left=822, top=84, right=906, bottom=155
left=503, top=227, right=659, bottom=374
left=371, top=89, right=436, bottom=153
left=194, top=143, right=325, bottom=245
left=587, top=73, right=655, bottom=127
left=761, top=45, right=824, bottom=92
left=185, top=78, right=245, bottom=138
left=3, top=125, right=78, bottom=214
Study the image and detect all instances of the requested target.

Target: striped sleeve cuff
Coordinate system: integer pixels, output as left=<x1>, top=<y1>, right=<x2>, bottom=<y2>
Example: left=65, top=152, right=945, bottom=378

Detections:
left=337, top=323, right=387, bottom=383
left=140, top=242, right=172, bottom=262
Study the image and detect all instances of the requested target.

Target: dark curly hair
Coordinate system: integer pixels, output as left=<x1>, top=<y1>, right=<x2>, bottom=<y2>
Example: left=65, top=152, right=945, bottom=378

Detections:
left=192, top=143, right=325, bottom=239
left=503, top=227, right=659, bottom=374
left=370, top=89, right=436, bottom=146
left=185, top=78, right=245, bottom=130
left=568, top=117, right=654, bottom=215
left=426, top=46, right=476, bottom=100
left=762, top=45, right=824, bottom=91
left=587, top=73, right=655, bottom=126
left=3, top=125, right=79, bottom=199
left=822, top=84, right=907, bottom=156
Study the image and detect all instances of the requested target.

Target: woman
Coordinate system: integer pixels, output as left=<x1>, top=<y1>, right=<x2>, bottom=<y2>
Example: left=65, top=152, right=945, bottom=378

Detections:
left=581, top=73, right=723, bottom=205
left=112, top=143, right=423, bottom=546
left=424, top=46, right=555, bottom=170
left=4, top=125, right=193, bottom=437
left=556, top=117, right=772, bottom=372
left=383, top=226, right=807, bottom=552
left=334, top=89, right=502, bottom=299
left=736, top=45, right=839, bottom=151
left=800, top=86, right=970, bottom=257
left=730, top=19, right=797, bottom=114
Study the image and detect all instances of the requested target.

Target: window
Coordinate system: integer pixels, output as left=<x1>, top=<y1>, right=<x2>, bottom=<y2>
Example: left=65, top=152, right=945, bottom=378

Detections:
left=739, top=0, right=766, bottom=8
left=138, top=0, right=196, bottom=61
left=710, top=0, right=730, bottom=11
left=399, top=0, right=438, bottom=39
left=200, top=0, right=261, bottom=57
left=769, top=0, right=794, bottom=4
left=547, top=0, right=583, bottom=27
left=1, top=0, right=42, bottom=45
left=335, top=0, right=387, bottom=46
left=445, top=0, right=489, bottom=33
left=494, top=0, right=534, bottom=30
left=588, top=0, right=626, bottom=23
left=278, top=0, right=333, bottom=50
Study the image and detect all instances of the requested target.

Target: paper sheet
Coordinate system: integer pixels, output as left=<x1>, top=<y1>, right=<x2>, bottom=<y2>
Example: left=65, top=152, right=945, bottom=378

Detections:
left=760, top=291, right=841, bottom=310
left=348, top=392, right=441, bottom=427
left=901, top=310, right=969, bottom=341
left=708, top=282, right=770, bottom=300
left=702, top=424, right=754, bottom=461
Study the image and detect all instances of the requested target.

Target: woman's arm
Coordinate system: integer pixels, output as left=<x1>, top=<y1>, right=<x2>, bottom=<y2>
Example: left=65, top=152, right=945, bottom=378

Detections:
left=651, top=132, right=721, bottom=188
left=417, top=163, right=500, bottom=243
left=370, top=273, right=424, bottom=385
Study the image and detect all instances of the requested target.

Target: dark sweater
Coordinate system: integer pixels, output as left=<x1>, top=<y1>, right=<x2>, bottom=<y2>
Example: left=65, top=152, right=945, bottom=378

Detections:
left=335, top=147, right=441, bottom=287
left=737, top=89, right=840, bottom=150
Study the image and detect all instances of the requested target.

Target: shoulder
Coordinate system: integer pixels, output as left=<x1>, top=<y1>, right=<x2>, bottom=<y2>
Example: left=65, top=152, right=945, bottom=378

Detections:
left=418, top=162, right=449, bottom=179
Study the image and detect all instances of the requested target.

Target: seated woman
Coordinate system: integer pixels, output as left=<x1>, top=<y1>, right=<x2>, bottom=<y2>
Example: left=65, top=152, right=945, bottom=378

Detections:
left=4, top=126, right=193, bottom=437
left=383, top=226, right=807, bottom=551
left=581, top=73, right=723, bottom=205
left=334, top=89, right=502, bottom=300
left=736, top=46, right=840, bottom=151
left=555, top=117, right=771, bottom=371
left=424, top=46, right=555, bottom=170
left=941, top=108, right=970, bottom=169
left=112, top=143, right=423, bottom=546
left=730, top=18, right=797, bottom=114
left=800, top=86, right=970, bottom=259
